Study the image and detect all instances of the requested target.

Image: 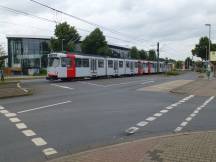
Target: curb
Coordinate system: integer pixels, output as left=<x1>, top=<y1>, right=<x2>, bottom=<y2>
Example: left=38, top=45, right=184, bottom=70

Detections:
left=47, top=130, right=216, bottom=162
left=0, top=82, right=32, bottom=99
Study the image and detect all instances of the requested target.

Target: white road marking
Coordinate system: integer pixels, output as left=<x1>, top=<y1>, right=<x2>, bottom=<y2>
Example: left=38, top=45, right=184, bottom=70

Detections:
left=80, top=82, right=106, bottom=87
left=125, top=95, right=194, bottom=135
left=136, top=121, right=148, bottom=127
left=180, top=122, right=188, bottom=127
left=160, top=110, right=169, bottom=113
left=185, top=117, right=192, bottom=121
left=166, top=106, right=173, bottom=110
left=153, top=113, right=162, bottom=117
left=17, top=83, right=28, bottom=93
left=51, top=84, right=74, bottom=90
left=190, top=113, right=196, bottom=117
left=106, top=80, right=154, bottom=87
left=22, top=130, right=36, bottom=137
left=43, top=148, right=58, bottom=156
left=174, top=96, right=215, bottom=133
left=140, top=81, right=155, bottom=85
left=17, top=100, right=72, bottom=114
left=174, top=127, right=183, bottom=132
left=32, top=137, right=47, bottom=146
left=125, top=127, right=140, bottom=134
left=1, top=106, right=58, bottom=156
left=146, top=116, right=156, bottom=121
left=9, top=117, right=21, bottom=123
left=16, top=123, right=27, bottom=129
left=0, top=106, right=5, bottom=110
left=194, top=110, right=199, bottom=114
left=0, top=110, right=9, bottom=114
left=4, top=113, right=17, bottom=118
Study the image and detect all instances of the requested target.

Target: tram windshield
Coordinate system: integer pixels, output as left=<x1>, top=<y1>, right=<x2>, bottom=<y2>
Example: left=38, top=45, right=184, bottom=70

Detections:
left=48, top=57, right=60, bottom=67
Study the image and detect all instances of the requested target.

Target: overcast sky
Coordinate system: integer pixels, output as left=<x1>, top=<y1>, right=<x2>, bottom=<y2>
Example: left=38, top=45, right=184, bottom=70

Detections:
left=0, top=0, right=215, bottom=60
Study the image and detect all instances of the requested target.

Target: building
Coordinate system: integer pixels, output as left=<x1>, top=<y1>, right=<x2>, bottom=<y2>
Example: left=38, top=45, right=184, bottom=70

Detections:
left=7, top=35, right=130, bottom=74
left=7, top=35, right=50, bottom=74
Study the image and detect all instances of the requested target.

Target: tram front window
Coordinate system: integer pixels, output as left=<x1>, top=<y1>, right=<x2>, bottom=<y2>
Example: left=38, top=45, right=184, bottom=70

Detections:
left=49, top=57, right=60, bottom=67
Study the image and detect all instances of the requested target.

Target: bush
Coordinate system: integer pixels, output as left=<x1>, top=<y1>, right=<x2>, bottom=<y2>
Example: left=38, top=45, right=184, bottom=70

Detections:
left=39, top=69, right=47, bottom=76
left=166, top=71, right=180, bottom=76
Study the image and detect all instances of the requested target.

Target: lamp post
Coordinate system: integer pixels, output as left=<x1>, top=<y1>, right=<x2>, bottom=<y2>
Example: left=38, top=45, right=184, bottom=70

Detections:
left=205, top=24, right=211, bottom=64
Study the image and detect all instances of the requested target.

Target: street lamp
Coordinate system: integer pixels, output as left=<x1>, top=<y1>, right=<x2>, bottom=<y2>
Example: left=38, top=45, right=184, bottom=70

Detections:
left=62, top=39, right=65, bottom=53
left=205, top=24, right=211, bottom=64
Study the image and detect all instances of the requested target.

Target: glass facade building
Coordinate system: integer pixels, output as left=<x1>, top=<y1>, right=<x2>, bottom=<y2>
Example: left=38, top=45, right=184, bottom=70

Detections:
left=7, top=35, right=50, bottom=73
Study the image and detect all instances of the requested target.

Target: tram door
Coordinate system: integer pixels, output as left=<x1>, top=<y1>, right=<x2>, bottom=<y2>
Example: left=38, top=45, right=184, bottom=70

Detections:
left=114, top=60, right=119, bottom=75
left=130, top=62, right=134, bottom=74
left=91, top=59, right=97, bottom=76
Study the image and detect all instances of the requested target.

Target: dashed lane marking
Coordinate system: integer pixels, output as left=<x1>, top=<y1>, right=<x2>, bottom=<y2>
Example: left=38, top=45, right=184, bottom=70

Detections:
left=17, top=100, right=72, bottom=114
left=51, top=84, right=74, bottom=90
left=0, top=105, right=58, bottom=156
left=43, top=148, right=58, bottom=156
left=22, top=130, right=36, bottom=137
left=174, top=96, right=215, bottom=133
left=32, top=137, right=47, bottom=146
left=146, top=117, right=156, bottom=121
left=81, top=80, right=155, bottom=88
left=160, top=110, right=169, bottom=113
left=0, top=110, right=9, bottom=114
left=4, top=113, right=17, bottom=117
left=125, top=95, right=195, bottom=135
left=0, top=106, right=5, bottom=110
left=136, top=121, right=148, bottom=127
left=16, top=123, right=27, bottom=129
left=154, top=113, right=163, bottom=117
left=9, top=117, right=21, bottom=123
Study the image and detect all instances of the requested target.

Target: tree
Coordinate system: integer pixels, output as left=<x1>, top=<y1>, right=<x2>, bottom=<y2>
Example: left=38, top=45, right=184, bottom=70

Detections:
left=176, top=61, right=183, bottom=69
left=139, top=50, right=148, bottom=60
left=148, top=50, right=157, bottom=61
left=81, top=28, right=111, bottom=56
left=130, top=46, right=140, bottom=59
left=0, top=45, right=6, bottom=69
left=185, top=57, right=193, bottom=69
left=191, top=36, right=216, bottom=60
left=50, top=22, right=80, bottom=52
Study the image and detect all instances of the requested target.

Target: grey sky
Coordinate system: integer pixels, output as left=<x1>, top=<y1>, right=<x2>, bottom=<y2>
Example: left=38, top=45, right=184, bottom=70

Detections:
left=0, top=0, right=215, bottom=60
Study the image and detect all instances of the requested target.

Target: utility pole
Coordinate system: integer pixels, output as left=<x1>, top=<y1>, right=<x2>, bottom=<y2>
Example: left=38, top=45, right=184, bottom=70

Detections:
left=157, top=42, right=160, bottom=73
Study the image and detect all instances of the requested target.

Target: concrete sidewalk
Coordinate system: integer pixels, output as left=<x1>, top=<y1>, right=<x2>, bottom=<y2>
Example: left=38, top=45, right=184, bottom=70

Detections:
left=171, top=78, right=216, bottom=96
left=48, top=131, right=216, bottom=162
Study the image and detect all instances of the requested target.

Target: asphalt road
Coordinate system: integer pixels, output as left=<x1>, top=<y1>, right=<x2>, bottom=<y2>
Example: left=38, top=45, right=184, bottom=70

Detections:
left=0, top=72, right=215, bottom=162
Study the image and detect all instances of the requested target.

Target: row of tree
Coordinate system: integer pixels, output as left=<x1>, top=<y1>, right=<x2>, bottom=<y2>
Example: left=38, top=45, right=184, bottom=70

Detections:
left=192, top=36, right=216, bottom=60
left=50, top=22, right=158, bottom=60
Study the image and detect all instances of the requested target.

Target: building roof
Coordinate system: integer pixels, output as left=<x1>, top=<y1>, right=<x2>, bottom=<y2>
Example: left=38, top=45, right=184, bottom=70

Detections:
left=6, top=34, right=51, bottom=40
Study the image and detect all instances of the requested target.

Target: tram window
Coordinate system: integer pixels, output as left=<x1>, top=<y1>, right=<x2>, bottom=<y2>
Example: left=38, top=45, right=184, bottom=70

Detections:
left=135, top=62, right=138, bottom=68
left=61, top=57, right=72, bottom=67
left=75, top=58, right=82, bottom=67
left=98, top=59, right=104, bottom=68
left=119, top=61, right=123, bottom=68
left=49, top=57, right=60, bottom=67
left=82, top=59, right=89, bottom=67
left=108, top=60, right=113, bottom=68
left=126, top=61, right=130, bottom=68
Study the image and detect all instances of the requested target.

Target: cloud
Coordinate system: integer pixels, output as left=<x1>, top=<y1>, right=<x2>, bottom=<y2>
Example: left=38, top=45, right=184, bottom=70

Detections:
left=0, top=0, right=215, bottom=60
